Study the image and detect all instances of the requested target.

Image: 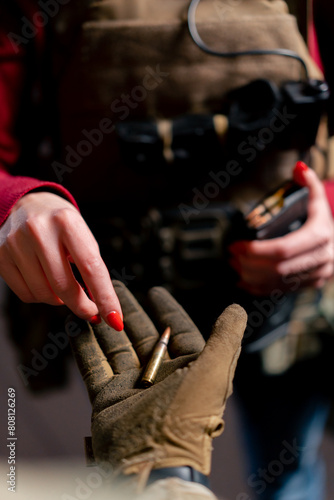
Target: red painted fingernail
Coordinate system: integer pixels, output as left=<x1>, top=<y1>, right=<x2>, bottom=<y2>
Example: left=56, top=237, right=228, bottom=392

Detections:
left=106, top=311, right=124, bottom=331
left=293, top=161, right=309, bottom=185
left=89, top=315, right=101, bottom=325
left=294, top=161, right=309, bottom=173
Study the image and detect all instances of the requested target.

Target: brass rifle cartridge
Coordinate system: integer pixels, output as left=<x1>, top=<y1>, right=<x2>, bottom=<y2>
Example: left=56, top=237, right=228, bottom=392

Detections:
left=246, top=182, right=292, bottom=229
left=140, top=327, right=171, bottom=388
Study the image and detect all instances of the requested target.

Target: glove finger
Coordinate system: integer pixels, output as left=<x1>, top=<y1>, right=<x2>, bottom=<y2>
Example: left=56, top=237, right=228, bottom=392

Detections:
left=112, top=280, right=160, bottom=364
left=202, top=304, right=247, bottom=401
left=66, top=315, right=113, bottom=404
left=169, top=304, right=247, bottom=415
left=92, top=320, right=140, bottom=373
left=148, top=286, right=205, bottom=358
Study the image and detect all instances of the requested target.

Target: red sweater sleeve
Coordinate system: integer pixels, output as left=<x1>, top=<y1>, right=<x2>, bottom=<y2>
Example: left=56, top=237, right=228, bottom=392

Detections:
left=324, top=180, right=334, bottom=217
left=0, top=3, right=78, bottom=227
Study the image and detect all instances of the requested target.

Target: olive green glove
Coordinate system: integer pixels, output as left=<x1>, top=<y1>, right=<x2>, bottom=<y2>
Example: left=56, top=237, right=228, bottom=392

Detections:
left=69, top=281, right=247, bottom=480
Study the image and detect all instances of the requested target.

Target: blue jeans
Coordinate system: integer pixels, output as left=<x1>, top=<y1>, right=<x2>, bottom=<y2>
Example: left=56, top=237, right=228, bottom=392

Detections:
left=234, top=353, right=331, bottom=500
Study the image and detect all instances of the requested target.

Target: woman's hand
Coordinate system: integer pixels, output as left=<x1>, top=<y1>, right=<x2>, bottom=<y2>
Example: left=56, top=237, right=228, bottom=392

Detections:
left=229, top=162, right=334, bottom=296
left=0, top=191, right=123, bottom=329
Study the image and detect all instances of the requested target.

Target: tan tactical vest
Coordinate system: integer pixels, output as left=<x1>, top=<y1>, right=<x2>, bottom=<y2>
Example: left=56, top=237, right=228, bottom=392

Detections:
left=50, top=0, right=327, bottom=210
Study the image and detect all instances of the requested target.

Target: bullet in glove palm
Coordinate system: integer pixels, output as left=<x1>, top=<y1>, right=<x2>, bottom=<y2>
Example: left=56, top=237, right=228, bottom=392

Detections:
left=69, top=281, right=247, bottom=477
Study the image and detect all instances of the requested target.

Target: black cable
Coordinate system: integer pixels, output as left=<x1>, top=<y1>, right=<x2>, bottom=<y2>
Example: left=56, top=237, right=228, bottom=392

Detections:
left=187, top=0, right=309, bottom=79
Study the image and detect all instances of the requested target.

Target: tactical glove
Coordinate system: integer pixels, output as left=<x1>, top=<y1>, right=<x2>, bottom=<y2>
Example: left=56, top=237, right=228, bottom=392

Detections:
left=68, top=281, right=247, bottom=482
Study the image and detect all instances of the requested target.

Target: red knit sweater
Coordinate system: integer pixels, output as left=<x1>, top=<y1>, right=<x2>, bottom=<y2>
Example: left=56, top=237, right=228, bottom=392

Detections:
left=0, top=1, right=334, bottom=226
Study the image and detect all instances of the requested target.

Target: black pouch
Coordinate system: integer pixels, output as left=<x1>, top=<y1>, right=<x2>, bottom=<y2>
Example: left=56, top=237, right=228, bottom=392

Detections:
left=115, top=114, right=223, bottom=177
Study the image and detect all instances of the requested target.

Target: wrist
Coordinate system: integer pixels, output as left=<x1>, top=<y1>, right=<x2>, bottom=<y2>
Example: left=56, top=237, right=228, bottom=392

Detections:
left=116, top=466, right=210, bottom=492
left=144, top=466, right=209, bottom=488
left=12, top=190, right=78, bottom=214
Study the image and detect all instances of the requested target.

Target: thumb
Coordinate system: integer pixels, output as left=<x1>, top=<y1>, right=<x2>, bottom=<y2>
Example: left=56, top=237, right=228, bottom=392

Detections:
left=293, top=161, right=324, bottom=203
left=199, top=303, right=247, bottom=401
left=172, top=304, right=247, bottom=416
left=293, top=161, right=329, bottom=222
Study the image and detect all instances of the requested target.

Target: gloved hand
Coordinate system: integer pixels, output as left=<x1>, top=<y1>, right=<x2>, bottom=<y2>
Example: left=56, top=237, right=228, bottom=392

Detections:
left=68, top=281, right=247, bottom=482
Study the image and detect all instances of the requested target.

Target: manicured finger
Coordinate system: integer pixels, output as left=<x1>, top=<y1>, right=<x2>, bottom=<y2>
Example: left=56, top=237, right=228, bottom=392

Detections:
left=17, top=211, right=99, bottom=317
left=67, top=315, right=113, bottom=403
left=92, top=319, right=140, bottom=373
left=36, top=243, right=99, bottom=317
left=293, top=162, right=324, bottom=205
left=112, top=281, right=159, bottom=364
left=60, top=216, right=123, bottom=328
left=148, top=286, right=205, bottom=357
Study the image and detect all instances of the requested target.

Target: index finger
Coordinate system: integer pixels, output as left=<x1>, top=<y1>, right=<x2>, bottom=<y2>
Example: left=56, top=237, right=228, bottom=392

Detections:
left=61, top=218, right=123, bottom=325
left=148, top=286, right=205, bottom=358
